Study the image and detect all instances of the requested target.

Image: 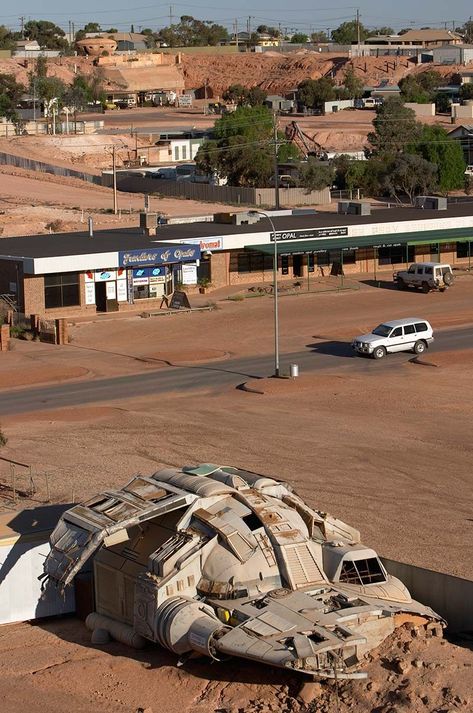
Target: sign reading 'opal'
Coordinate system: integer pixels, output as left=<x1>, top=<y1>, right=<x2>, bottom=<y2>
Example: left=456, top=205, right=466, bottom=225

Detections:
left=270, top=227, right=348, bottom=241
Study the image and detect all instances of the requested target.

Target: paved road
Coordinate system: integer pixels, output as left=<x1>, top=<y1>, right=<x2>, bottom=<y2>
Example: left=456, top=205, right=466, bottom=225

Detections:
left=1, top=326, right=471, bottom=416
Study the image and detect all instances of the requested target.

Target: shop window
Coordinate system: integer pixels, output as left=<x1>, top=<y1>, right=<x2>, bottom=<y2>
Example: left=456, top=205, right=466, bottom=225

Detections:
left=378, top=246, right=414, bottom=265
left=307, top=254, right=315, bottom=273
left=341, top=249, right=356, bottom=264
left=44, top=273, right=80, bottom=309
left=456, top=241, right=472, bottom=258
left=182, top=145, right=187, bottom=160
left=237, top=252, right=272, bottom=273
left=315, top=251, right=329, bottom=266
left=133, top=284, right=150, bottom=299
left=174, top=146, right=179, bottom=161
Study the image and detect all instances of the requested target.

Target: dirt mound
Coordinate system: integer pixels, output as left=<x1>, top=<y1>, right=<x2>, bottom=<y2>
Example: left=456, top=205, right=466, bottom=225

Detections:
left=0, top=365, right=88, bottom=388
left=414, top=348, right=473, bottom=368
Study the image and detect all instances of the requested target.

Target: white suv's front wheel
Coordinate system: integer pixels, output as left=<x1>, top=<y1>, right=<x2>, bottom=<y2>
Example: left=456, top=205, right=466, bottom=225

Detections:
left=373, top=346, right=387, bottom=360
left=414, top=340, right=426, bottom=354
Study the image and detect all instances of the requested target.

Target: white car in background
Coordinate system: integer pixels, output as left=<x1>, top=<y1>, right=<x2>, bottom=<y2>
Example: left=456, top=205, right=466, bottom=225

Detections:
left=352, top=318, right=434, bottom=359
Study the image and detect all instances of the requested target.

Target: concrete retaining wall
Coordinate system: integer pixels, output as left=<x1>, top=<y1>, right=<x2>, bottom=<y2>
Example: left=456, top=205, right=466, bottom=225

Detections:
left=382, top=558, right=473, bottom=633
left=0, top=151, right=101, bottom=185
left=405, top=102, right=436, bottom=117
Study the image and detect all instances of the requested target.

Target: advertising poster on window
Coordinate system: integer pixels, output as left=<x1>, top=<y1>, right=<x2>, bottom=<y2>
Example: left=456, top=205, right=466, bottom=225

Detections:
left=106, top=281, right=117, bottom=300
left=85, top=282, right=96, bottom=305
left=116, top=280, right=128, bottom=302
left=182, top=263, right=198, bottom=285
left=95, top=269, right=117, bottom=282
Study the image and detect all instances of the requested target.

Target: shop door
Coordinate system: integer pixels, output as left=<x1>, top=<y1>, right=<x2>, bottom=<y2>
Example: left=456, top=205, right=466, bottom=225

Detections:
left=293, top=254, right=303, bottom=277
left=95, top=282, right=107, bottom=312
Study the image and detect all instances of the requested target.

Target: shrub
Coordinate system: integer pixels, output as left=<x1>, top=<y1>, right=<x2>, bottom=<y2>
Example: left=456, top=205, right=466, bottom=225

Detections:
left=0, top=429, right=7, bottom=448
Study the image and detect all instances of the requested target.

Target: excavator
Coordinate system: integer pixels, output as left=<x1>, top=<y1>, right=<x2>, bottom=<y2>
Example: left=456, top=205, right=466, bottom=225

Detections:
left=285, top=121, right=328, bottom=160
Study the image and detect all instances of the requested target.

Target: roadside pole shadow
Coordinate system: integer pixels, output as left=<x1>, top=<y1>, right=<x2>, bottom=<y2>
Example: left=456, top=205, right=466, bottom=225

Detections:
left=360, top=280, right=399, bottom=291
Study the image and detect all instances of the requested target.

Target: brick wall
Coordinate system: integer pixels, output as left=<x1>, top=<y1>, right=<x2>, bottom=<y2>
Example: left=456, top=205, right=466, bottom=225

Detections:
left=23, top=275, right=45, bottom=315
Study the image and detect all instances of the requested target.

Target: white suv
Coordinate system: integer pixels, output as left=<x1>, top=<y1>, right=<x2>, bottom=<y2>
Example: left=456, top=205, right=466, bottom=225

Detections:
left=352, top=318, right=434, bottom=359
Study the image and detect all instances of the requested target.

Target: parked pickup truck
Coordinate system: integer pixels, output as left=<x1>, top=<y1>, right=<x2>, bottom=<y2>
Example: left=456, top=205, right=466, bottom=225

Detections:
left=393, top=262, right=454, bottom=293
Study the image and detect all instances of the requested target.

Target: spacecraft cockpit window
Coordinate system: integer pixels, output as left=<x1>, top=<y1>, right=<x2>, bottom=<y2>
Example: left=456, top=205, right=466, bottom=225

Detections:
left=338, top=557, right=386, bottom=585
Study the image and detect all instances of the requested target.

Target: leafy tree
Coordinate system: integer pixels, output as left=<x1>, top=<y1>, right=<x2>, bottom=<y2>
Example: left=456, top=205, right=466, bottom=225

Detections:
left=398, top=28, right=412, bottom=35
left=195, top=105, right=274, bottom=187
left=157, top=16, right=229, bottom=47
left=248, top=87, right=267, bottom=106
left=24, top=20, right=68, bottom=51
left=291, top=33, right=308, bottom=44
left=412, top=124, right=465, bottom=192
left=277, top=139, right=301, bottom=162
left=372, top=26, right=394, bottom=36
left=83, top=22, right=101, bottom=33
left=310, top=31, right=329, bottom=43
left=223, top=84, right=248, bottom=105
left=300, top=158, right=334, bottom=192
left=36, top=76, right=66, bottom=105
left=35, top=54, right=48, bottom=79
left=345, top=161, right=369, bottom=191
left=0, top=73, right=25, bottom=122
left=399, top=75, right=431, bottom=103
left=459, top=83, right=473, bottom=100
left=297, top=77, right=336, bottom=110
left=65, top=72, right=105, bottom=110
left=343, top=67, right=364, bottom=99
left=105, top=28, right=118, bottom=34
left=416, top=71, right=442, bottom=94
left=256, top=25, right=281, bottom=37
left=457, top=20, right=473, bottom=43
left=434, top=92, right=451, bottom=113
left=0, top=25, right=19, bottom=51
left=383, top=154, right=437, bottom=203
left=368, top=97, right=420, bottom=158
left=332, top=20, right=368, bottom=44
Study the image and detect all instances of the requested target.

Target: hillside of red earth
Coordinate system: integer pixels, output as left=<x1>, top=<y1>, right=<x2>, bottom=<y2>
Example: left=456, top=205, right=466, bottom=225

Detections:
left=1, top=53, right=468, bottom=101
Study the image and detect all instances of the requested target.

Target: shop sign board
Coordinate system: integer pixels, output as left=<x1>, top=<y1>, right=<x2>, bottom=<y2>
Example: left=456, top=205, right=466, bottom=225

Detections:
left=94, top=269, right=117, bottom=282
left=116, top=280, right=128, bottom=302
left=180, top=237, right=224, bottom=251
left=106, top=282, right=117, bottom=300
left=85, top=283, right=96, bottom=305
left=132, top=277, right=149, bottom=286
left=181, top=263, right=198, bottom=285
left=119, top=245, right=200, bottom=268
left=270, top=227, right=348, bottom=242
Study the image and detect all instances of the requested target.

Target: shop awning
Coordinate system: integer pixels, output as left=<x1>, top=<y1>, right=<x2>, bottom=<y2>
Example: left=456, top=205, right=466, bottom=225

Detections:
left=246, top=227, right=473, bottom=255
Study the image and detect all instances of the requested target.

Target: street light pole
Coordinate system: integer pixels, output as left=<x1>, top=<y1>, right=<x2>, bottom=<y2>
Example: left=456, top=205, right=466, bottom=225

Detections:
left=249, top=210, right=280, bottom=376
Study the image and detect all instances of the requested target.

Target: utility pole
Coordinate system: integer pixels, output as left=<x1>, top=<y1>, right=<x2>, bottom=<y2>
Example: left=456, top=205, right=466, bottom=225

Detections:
left=169, top=5, right=173, bottom=26
left=19, top=16, right=25, bottom=38
left=234, top=19, right=238, bottom=49
left=68, top=20, right=72, bottom=44
left=72, top=22, right=75, bottom=42
left=273, top=111, right=280, bottom=210
left=356, top=9, right=361, bottom=47
left=112, top=145, right=118, bottom=215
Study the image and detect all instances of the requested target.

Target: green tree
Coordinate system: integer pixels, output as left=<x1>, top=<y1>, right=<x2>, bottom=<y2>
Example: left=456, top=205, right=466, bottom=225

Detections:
left=0, top=73, right=25, bottom=122
left=383, top=154, right=437, bottom=203
left=310, top=31, right=329, bottom=43
left=343, top=67, right=364, bottom=99
left=412, top=124, right=465, bottom=193
left=416, top=70, right=442, bottom=94
left=368, top=97, right=420, bottom=158
left=223, top=84, right=249, bottom=105
left=83, top=22, right=101, bottom=33
left=399, top=75, right=431, bottom=103
left=291, top=33, right=309, bottom=44
left=332, top=20, right=368, bottom=44
left=36, top=76, right=66, bottom=105
left=248, top=87, right=267, bottom=106
left=434, top=92, right=451, bottom=113
left=277, top=138, right=301, bottom=162
left=157, top=16, right=228, bottom=47
left=195, top=105, right=274, bottom=187
left=372, top=26, right=394, bottom=36
left=300, top=159, right=334, bottom=192
left=297, top=77, right=336, bottom=110
left=459, top=83, right=473, bottom=100
left=24, top=20, right=68, bottom=50
left=65, top=72, right=105, bottom=110
left=0, top=25, right=18, bottom=50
